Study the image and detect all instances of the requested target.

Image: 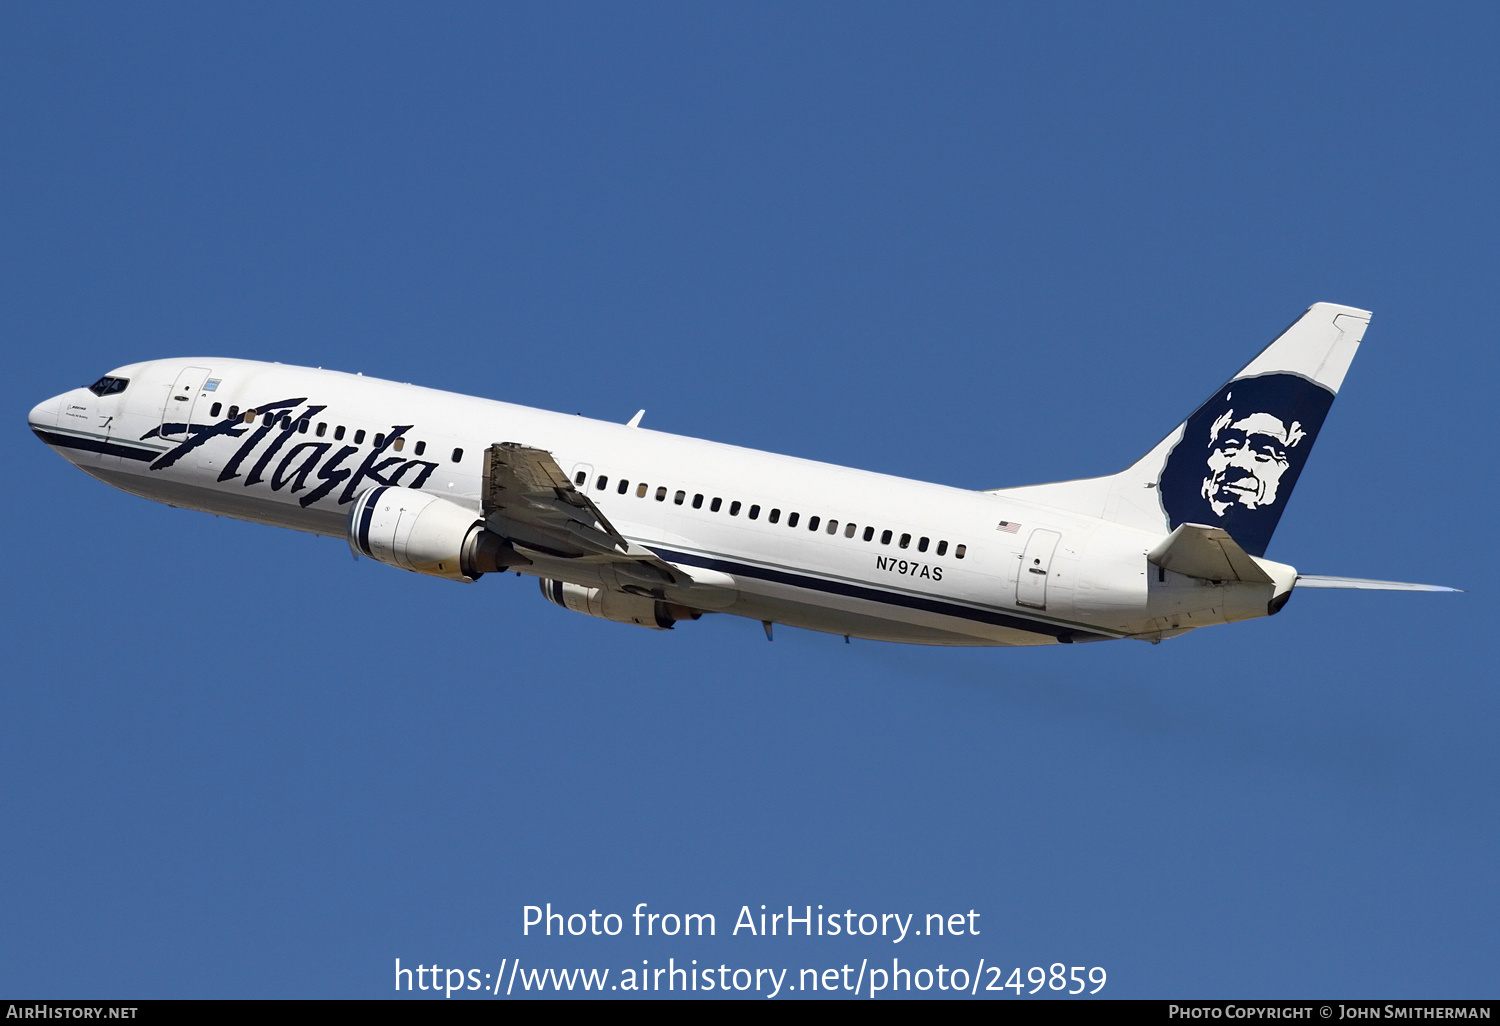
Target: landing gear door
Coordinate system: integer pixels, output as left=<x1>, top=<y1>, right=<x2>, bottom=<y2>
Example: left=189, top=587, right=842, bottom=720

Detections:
left=160, top=366, right=213, bottom=441
left=1016, top=529, right=1062, bottom=610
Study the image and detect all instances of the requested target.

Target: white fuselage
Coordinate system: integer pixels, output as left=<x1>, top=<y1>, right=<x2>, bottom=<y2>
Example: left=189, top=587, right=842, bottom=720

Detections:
left=30, top=357, right=1294, bottom=646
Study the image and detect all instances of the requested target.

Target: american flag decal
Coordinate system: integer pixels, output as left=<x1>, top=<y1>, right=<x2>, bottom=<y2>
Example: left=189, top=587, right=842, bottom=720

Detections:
left=997, top=520, right=1020, bottom=534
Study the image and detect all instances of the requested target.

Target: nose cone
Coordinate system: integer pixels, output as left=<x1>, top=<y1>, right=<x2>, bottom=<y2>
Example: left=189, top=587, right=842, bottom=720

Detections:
left=29, top=394, right=63, bottom=433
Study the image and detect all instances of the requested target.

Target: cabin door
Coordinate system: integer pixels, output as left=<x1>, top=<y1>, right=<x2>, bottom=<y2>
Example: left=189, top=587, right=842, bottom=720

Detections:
left=1016, top=529, right=1061, bottom=610
left=160, top=366, right=213, bottom=441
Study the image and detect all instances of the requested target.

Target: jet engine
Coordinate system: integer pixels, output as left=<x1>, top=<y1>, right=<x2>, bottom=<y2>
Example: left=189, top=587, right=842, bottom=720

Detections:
left=539, top=578, right=701, bottom=631
left=347, top=485, right=525, bottom=582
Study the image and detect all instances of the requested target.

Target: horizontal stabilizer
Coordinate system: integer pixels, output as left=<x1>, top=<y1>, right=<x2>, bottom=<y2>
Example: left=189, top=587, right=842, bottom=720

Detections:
left=1147, top=523, right=1274, bottom=584
left=1295, top=575, right=1461, bottom=592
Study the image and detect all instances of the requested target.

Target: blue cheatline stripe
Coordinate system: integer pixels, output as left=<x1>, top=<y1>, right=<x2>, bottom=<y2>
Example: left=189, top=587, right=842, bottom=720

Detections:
left=356, top=486, right=387, bottom=557
left=32, top=428, right=159, bottom=463
left=650, top=546, right=1110, bottom=642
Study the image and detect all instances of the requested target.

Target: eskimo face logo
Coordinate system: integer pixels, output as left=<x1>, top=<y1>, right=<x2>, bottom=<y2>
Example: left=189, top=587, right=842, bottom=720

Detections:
left=1158, top=372, right=1334, bottom=558
left=1201, top=408, right=1306, bottom=515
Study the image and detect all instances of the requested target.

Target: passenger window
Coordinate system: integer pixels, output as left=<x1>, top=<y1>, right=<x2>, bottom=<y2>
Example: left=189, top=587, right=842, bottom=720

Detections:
left=936, top=540, right=948, bottom=556
left=880, top=530, right=892, bottom=545
left=863, top=526, right=874, bottom=542
left=335, top=426, right=346, bottom=440
left=245, top=410, right=256, bottom=423
left=301, top=419, right=311, bottom=434
left=618, top=479, right=630, bottom=495
left=597, top=475, right=608, bottom=490
left=575, top=471, right=587, bottom=485
left=748, top=505, right=760, bottom=519
left=281, top=417, right=293, bottom=430
left=392, top=436, right=404, bottom=450
left=788, top=512, right=800, bottom=528
left=210, top=402, right=222, bottom=418
left=826, top=519, right=838, bottom=535
left=899, top=533, right=911, bottom=549
left=415, top=441, right=426, bottom=456
left=636, top=483, right=648, bottom=498
left=374, top=432, right=385, bottom=446
left=918, top=537, right=929, bottom=552
left=656, top=487, right=667, bottom=502
left=356, top=430, right=367, bottom=444
left=228, top=406, right=239, bottom=420
left=451, top=446, right=462, bottom=462
left=710, top=497, right=722, bottom=512
left=674, top=490, right=685, bottom=505
left=807, top=516, right=820, bottom=531
left=844, top=523, right=856, bottom=538
left=955, top=544, right=967, bottom=559
left=316, top=422, right=327, bottom=437
left=729, top=501, right=741, bottom=516
left=693, top=494, right=704, bottom=509
left=769, top=508, right=780, bottom=523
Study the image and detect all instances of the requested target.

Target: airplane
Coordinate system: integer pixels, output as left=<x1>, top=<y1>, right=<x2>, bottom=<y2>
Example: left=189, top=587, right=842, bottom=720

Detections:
left=27, top=302, right=1456, bottom=647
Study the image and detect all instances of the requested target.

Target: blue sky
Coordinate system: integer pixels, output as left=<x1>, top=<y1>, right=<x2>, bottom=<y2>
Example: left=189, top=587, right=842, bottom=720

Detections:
left=2, top=2, right=1495, bottom=998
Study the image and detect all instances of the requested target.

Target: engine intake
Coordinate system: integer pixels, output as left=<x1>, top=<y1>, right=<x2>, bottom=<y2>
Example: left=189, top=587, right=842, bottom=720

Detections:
left=347, top=485, right=526, bottom=582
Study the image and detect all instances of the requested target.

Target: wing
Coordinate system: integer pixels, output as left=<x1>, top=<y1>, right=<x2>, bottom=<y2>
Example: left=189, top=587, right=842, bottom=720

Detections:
left=1295, top=575, right=1461, bottom=593
left=480, top=442, right=687, bottom=587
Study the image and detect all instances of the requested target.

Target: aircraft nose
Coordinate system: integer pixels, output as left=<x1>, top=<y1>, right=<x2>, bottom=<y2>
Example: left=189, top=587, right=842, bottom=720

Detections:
left=28, top=394, right=63, bottom=433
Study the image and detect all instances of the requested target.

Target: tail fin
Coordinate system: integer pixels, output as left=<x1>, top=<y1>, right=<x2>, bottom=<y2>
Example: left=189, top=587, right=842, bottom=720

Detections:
left=989, top=302, right=1371, bottom=557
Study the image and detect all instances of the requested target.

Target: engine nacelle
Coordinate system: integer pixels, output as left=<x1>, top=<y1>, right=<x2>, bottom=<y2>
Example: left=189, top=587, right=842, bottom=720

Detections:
left=539, top=578, right=700, bottom=630
left=348, top=485, right=525, bottom=582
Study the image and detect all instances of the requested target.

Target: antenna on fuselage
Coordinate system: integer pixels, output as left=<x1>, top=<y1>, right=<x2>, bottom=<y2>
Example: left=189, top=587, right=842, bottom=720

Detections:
left=626, top=409, right=645, bottom=428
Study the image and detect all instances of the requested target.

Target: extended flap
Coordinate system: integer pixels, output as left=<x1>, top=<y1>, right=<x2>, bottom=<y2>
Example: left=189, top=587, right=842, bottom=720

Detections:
left=1147, top=523, right=1274, bottom=585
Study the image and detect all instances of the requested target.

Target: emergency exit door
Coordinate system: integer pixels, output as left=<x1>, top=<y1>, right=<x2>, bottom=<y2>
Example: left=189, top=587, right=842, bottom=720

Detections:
left=1016, top=529, right=1061, bottom=610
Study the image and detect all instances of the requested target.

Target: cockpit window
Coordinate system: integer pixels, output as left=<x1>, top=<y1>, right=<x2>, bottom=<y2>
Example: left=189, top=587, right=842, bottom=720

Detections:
left=87, top=376, right=128, bottom=397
